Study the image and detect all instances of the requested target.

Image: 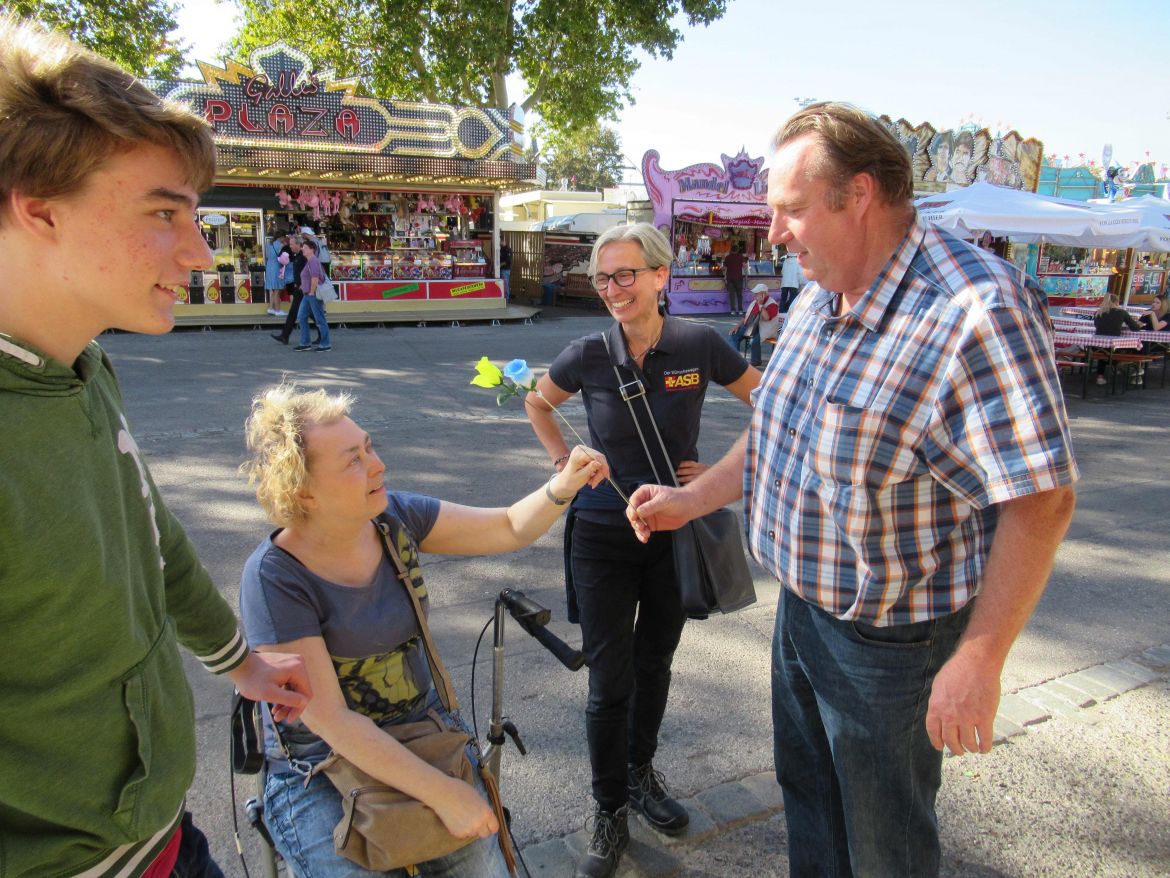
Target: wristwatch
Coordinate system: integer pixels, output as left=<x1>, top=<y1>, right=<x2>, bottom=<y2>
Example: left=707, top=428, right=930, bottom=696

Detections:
left=545, top=475, right=571, bottom=506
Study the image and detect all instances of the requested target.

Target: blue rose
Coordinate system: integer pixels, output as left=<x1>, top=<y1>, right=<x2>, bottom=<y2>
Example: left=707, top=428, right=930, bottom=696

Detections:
left=503, top=359, right=535, bottom=389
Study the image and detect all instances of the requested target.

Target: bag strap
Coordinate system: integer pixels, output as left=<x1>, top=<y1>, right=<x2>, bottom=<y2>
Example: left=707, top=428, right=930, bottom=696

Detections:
left=743, top=302, right=761, bottom=335
left=269, top=519, right=461, bottom=781
left=379, top=517, right=516, bottom=874
left=265, top=701, right=313, bottom=777
left=600, top=331, right=680, bottom=489
left=375, top=516, right=461, bottom=713
left=479, top=765, right=517, bottom=873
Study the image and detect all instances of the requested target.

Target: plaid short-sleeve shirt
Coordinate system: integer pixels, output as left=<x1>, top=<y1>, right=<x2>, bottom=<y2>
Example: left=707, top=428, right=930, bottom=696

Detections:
left=745, top=219, right=1078, bottom=625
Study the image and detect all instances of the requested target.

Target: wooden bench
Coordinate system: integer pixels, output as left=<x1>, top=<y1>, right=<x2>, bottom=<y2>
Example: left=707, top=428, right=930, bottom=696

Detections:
left=1108, top=352, right=1160, bottom=389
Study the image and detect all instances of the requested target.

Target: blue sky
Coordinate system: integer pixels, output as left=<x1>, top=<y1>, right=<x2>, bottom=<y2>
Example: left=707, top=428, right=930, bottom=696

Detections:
left=175, top=0, right=1170, bottom=180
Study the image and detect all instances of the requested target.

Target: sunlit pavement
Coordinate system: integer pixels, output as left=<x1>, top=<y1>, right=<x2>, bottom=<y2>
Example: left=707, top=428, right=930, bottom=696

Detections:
left=99, top=311, right=1169, bottom=876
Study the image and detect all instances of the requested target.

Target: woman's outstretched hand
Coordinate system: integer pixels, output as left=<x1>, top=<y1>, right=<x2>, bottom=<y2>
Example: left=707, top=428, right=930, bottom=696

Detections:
left=550, top=444, right=609, bottom=497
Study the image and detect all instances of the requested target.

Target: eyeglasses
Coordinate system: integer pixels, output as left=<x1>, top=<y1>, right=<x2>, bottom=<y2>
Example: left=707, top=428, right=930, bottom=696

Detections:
left=590, top=267, right=653, bottom=291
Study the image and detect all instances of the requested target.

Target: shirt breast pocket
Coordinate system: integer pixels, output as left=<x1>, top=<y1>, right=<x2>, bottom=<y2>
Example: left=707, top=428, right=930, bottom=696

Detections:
left=807, top=401, right=921, bottom=489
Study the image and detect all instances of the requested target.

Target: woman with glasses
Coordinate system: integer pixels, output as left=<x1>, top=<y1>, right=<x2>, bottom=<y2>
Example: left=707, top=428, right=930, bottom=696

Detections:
left=523, top=223, right=760, bottom=878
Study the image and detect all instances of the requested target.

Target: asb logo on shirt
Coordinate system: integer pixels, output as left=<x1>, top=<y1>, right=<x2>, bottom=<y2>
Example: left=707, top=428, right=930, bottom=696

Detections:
left=663, top=368, right=701, bottom=392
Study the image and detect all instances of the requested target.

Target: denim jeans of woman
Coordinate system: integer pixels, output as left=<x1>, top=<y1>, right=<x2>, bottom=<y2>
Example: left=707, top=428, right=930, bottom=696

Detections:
left=570, top=518, right=687, bottom=811
left=276, top=287, right=319, bottom=343
left=262, top=706, right=509, bottom=878
left=771, top=587, right=974, bottom=877
left=298, top=293, right=331, bottom=348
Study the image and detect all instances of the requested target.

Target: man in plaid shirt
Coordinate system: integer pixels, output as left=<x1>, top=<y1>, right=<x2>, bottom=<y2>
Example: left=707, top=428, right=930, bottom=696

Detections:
left=627, top=103, right=1077, bottom=876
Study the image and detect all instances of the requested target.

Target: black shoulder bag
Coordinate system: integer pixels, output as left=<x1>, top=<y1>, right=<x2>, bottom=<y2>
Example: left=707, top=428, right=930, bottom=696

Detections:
left=600, top=333, right=756, bottom=619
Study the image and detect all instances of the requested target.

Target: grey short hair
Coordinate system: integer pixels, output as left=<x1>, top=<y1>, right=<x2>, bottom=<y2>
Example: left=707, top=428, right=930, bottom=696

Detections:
left=588, top=222, right=673, bottom=277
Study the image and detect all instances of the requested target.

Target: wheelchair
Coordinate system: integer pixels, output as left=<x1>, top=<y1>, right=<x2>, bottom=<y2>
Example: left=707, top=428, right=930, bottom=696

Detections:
left=229, top=588, right=583, bottom=877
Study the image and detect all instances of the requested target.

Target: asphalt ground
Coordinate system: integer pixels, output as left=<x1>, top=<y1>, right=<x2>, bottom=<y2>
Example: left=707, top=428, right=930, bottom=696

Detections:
left=97, top=307, right=1170, bottom=876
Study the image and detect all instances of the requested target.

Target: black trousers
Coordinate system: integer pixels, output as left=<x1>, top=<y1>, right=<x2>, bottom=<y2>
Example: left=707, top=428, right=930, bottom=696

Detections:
left=276, top=287, right=319, bottom=342
left=569, top=517, right=687, bottom=810
left=170, top=811, right=224, bottom=877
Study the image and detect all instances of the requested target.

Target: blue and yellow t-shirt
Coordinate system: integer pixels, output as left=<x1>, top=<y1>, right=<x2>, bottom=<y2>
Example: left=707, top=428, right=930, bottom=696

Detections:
left=240, top=491, right=441, bottom=767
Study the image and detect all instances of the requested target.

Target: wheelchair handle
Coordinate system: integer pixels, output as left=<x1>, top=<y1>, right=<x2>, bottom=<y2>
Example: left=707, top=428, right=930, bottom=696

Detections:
left=527, top=622, right=586, bottom=672
left=497, top=589, right=585, bottom=671
left=499, top=588, right=551, bottom=627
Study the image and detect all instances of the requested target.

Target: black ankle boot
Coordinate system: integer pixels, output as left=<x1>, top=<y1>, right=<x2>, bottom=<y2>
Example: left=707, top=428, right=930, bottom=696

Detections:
left=573, top=803, right=629, bottom=878
left=627, top=763, right=689, bottom=836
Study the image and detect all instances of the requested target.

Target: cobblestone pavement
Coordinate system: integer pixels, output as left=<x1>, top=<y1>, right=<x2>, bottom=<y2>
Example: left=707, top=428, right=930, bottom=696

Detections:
left=518, top=645, right=1170, bottom=877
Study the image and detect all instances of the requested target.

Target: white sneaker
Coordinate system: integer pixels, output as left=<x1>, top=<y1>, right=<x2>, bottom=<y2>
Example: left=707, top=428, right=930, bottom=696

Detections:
left=266, top=307, right=277, bottom=316
left=274, top=309, right=287, bottom=317
left=1095, top=374, right=1108, bottom=385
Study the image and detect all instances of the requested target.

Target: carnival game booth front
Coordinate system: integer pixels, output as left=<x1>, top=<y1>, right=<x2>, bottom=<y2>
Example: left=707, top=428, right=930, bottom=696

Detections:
left=643, top=150, right=782, bottom=315
left=148, top=41, right=538, bottom=323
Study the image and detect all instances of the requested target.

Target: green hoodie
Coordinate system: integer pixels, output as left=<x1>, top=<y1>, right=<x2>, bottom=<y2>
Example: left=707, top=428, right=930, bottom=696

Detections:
left=0, top=335, right=249, bottom=877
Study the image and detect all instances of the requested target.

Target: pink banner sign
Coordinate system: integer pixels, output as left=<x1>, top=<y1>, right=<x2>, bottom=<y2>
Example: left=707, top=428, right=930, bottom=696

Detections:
left=674, top=199, right=770, bottom=227
left=642, top=149, right=769, bottom=233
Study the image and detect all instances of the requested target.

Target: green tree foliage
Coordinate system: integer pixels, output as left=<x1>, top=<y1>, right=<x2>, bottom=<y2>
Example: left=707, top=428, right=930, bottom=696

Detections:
left=542, top=124, right=625, bottom=190
left=229, top=0, right=727, bottom=135
left=11, top=0, right=186, bottom=77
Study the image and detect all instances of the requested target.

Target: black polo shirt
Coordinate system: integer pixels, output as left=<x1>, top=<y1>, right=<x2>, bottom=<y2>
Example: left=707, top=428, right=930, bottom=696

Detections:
left=548, top=315, right=748, bottom=525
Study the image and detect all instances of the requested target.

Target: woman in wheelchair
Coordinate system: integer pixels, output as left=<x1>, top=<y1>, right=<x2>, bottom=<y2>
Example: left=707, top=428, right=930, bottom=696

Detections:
left=239, top=384, right=606, bottom=877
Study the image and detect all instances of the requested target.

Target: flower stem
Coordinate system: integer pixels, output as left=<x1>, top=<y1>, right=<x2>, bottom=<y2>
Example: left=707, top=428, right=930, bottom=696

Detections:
left=530, top=388, right=630, bottom=505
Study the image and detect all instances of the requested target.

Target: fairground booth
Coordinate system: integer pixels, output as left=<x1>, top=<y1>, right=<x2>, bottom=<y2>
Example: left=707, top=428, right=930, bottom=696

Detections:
left=890, top=115, right=1140, bottom=307
left=887, top=117, right=1168, bottom=307
left=147, top=42, right=538, bottom=320
left=642, top=149, right=776, bottom=315
left=1036, top=159, right=1170, bottom=305
left=894, top=114, right=1170, bottom=308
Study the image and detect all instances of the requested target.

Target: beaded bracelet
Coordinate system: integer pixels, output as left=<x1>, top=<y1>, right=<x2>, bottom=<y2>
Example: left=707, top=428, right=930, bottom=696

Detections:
left=553, top=453, right=571, bottom=468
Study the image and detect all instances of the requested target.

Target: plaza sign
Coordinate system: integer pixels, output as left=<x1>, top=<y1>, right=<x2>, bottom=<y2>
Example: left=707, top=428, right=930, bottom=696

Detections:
left=149, top=42, right=520, bottom=161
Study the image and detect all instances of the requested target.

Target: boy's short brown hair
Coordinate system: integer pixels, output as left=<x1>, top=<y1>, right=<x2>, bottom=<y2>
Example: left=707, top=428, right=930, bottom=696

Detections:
left=0, top=15, right=215, bottom=222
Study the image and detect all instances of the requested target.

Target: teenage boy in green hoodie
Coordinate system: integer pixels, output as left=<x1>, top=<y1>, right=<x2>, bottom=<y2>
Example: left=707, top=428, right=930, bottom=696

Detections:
left=0, top=16, right=312, bottom=877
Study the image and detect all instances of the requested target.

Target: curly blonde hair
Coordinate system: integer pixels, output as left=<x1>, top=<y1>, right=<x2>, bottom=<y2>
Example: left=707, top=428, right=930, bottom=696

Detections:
left=242, top=383, right=353, bottom=526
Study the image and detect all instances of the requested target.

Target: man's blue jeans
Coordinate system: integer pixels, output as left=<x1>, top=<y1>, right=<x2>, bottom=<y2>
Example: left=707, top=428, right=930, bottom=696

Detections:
left=771, top=587, right=973, bottom=877
left=727, top=325, right=761, bottom=365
